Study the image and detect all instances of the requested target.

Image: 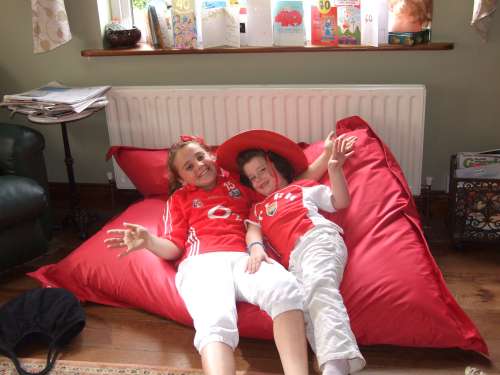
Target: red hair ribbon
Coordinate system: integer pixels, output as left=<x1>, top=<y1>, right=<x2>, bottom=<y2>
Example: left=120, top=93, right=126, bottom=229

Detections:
left=180, top=135, right=205, bottom=145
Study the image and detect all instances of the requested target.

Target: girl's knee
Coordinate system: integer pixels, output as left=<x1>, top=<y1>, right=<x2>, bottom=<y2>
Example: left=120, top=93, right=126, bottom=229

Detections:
left=264, top=275, right=305, bottom=318
left=194, top=319, right=239, bottom=352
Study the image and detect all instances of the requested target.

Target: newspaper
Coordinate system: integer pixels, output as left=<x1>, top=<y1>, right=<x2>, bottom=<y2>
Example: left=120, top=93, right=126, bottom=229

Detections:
left=2, top=82, right=111, bottom=114
left=6, top=97, right=108, bottom=116
left=27, top=108, right=105, bottom=124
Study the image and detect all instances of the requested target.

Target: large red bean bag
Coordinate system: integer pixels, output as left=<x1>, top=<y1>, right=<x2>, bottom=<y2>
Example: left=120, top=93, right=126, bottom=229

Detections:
left=29, top=116, right=488, bottom=356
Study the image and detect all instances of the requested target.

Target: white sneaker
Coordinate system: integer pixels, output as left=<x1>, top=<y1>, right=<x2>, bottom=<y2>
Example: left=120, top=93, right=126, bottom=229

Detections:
left=322, top=359, right=349, bottom=375
left=465, top=366, right=486, bottom=375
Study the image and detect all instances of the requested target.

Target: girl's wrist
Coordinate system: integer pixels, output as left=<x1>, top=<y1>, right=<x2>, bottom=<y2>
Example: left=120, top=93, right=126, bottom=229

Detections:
left=247, top=241, right=264, bottom=253
left=322, top=148, right=332, bottom=160
left=328, top=164, right=344, bottom=173
left=146, top=235, right=157, bottom=250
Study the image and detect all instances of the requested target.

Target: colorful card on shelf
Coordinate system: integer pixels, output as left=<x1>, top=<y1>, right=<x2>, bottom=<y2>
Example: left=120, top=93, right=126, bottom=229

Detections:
left=311, top=2, right=338, bottom=46
left=237, top=0, right=248, bottom=46
left=226, top=5, right=241, bottom=47
left=172, top=0, right=198, bottom=49
left=147, top=5, right=161, bottom=48
left=388, top=0, right=432, bottom=37
left=148, top=4, right=175, bottom=49
left=336, top=3, right=360, bottom=45
left=334, top=0, right=359, bottom=4
left=162, top=5, right=175, bottom=48
left=201, top=0, right=240, bottom=48
left=247, top=0, right=273, bottom=46
left=360, top=0, right=388, bottom=47
left=273, top=0, right=305, bottom=46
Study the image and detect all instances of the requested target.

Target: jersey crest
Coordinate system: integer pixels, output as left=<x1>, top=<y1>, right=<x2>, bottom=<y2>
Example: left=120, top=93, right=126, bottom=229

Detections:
left=265, top=201, right=278, bottom=216
left=229, top=188, right=241, bottom=198
left=224, top=181, right=242, bottom=198
left=192, top=199, right=203, bottom=208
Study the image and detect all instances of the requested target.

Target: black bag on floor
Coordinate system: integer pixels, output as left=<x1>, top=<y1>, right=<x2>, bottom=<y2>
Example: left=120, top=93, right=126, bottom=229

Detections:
left=0, top=288, right=85, bottom=375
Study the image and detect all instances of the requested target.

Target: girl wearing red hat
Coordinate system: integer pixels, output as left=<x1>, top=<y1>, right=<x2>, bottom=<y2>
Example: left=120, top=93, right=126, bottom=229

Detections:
left=217, top=130, right=365, bottom=375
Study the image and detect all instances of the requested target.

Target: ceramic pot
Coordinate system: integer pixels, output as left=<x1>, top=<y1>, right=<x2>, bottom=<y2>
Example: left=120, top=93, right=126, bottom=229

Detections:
left=105, top=26, right=142, bottom=48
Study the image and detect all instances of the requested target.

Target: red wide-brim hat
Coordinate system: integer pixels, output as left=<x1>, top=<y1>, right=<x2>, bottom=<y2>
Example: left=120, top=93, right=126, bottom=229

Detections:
left=216, top=129, right=308, bottom=175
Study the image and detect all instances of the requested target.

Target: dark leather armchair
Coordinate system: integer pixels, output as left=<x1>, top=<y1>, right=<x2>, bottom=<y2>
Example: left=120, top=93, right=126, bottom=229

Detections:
left=0, top=123, right=51, bottom=273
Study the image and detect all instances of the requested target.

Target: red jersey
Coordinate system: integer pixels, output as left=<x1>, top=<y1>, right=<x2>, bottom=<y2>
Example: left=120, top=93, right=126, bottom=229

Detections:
left=247, top=180, right=340, bottom=268
left=161, top=171, right=257, bottom=263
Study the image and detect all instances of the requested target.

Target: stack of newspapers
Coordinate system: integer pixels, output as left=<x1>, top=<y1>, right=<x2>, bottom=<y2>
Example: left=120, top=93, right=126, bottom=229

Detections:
left=0, top=82, right=111, bottom=122
left=456, top=150, right=500, bottom=179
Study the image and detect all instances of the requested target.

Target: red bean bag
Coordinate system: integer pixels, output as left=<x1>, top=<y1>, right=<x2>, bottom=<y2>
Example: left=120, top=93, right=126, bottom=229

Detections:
left=28, top=116, right=488, bottom=355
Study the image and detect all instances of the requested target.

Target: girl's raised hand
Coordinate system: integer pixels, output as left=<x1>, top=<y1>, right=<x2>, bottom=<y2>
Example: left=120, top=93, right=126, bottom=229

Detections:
left=104, top=222, right=151, bottom=257
left=328, top=135, right=356, bottom=171
left=344, top=134, right=357, bottom=152
left=325, top=133, right=357, bottom=156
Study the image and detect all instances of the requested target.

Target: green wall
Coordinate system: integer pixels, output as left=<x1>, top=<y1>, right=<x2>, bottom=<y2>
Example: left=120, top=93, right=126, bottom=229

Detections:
left=1, top=0, right=499, bottom=190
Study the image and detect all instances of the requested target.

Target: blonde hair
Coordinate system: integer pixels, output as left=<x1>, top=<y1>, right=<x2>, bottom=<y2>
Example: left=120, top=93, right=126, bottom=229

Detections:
left=167, top=139, right=211, bottom=195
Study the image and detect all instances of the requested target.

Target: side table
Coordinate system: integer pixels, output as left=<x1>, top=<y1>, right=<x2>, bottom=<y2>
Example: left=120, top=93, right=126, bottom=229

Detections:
left=27, top=108, right=104, bottom=239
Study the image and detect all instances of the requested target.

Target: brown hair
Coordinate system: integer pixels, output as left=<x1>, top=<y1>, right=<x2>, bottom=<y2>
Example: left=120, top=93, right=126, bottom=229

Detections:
left=167, top=140, right=211, bottom=195
left=236, top=149, right=295, bottom=188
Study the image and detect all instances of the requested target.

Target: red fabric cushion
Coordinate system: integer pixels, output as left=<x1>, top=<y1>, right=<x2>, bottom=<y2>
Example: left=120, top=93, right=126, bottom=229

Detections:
left=106, top=145, right=219, bottom=198
left=106, top=146, right=170, bottom=197
left=29, top=197, right=273, bottom=340
left=30, top=116, right=488, bottom=355
left=302, top=116, right=487, bottom=354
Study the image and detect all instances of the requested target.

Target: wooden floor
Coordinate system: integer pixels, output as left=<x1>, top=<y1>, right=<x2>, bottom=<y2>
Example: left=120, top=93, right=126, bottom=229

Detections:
left=0, top=194, right=499, bottom=375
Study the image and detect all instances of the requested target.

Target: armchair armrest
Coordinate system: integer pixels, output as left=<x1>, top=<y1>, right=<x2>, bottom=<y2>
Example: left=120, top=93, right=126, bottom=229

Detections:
left=0, top=175, right=47, bottom=230
left=0, top=123, right=49, bottom=193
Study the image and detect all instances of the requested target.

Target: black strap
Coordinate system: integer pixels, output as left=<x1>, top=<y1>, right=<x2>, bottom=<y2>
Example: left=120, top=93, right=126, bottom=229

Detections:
left=7, top=344, right=60, bottom=375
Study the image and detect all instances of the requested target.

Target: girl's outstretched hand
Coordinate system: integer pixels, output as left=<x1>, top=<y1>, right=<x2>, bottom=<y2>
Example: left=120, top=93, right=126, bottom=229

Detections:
left=104, top=222, right=152, bottom=257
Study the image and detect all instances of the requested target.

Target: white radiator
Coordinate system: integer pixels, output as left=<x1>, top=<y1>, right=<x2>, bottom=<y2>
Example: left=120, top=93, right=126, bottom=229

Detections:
left=105, top=85, right=426, bottom=195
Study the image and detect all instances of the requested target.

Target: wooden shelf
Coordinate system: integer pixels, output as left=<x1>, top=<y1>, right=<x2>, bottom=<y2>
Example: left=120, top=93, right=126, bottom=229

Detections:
left=81, top=42, right=454, bottom=57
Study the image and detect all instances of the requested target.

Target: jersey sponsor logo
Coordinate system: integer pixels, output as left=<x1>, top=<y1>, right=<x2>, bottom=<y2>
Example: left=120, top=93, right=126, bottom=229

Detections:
left=265, top=201, right=277, bottom=216
left=274, top=191, right=297, bottom=202
left=273, top=192, right=284, bottom=200
left=192, top=199, right=203, bottom=208
left=207, top=204, right=243, bottom=221
left=207, top=204, right=231, bottom=219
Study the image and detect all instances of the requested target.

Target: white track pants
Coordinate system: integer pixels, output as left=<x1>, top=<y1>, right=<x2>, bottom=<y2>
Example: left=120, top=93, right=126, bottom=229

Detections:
left=176, top=251, right=304, bottom=352
left=290, top=227, right=366, bottom=373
